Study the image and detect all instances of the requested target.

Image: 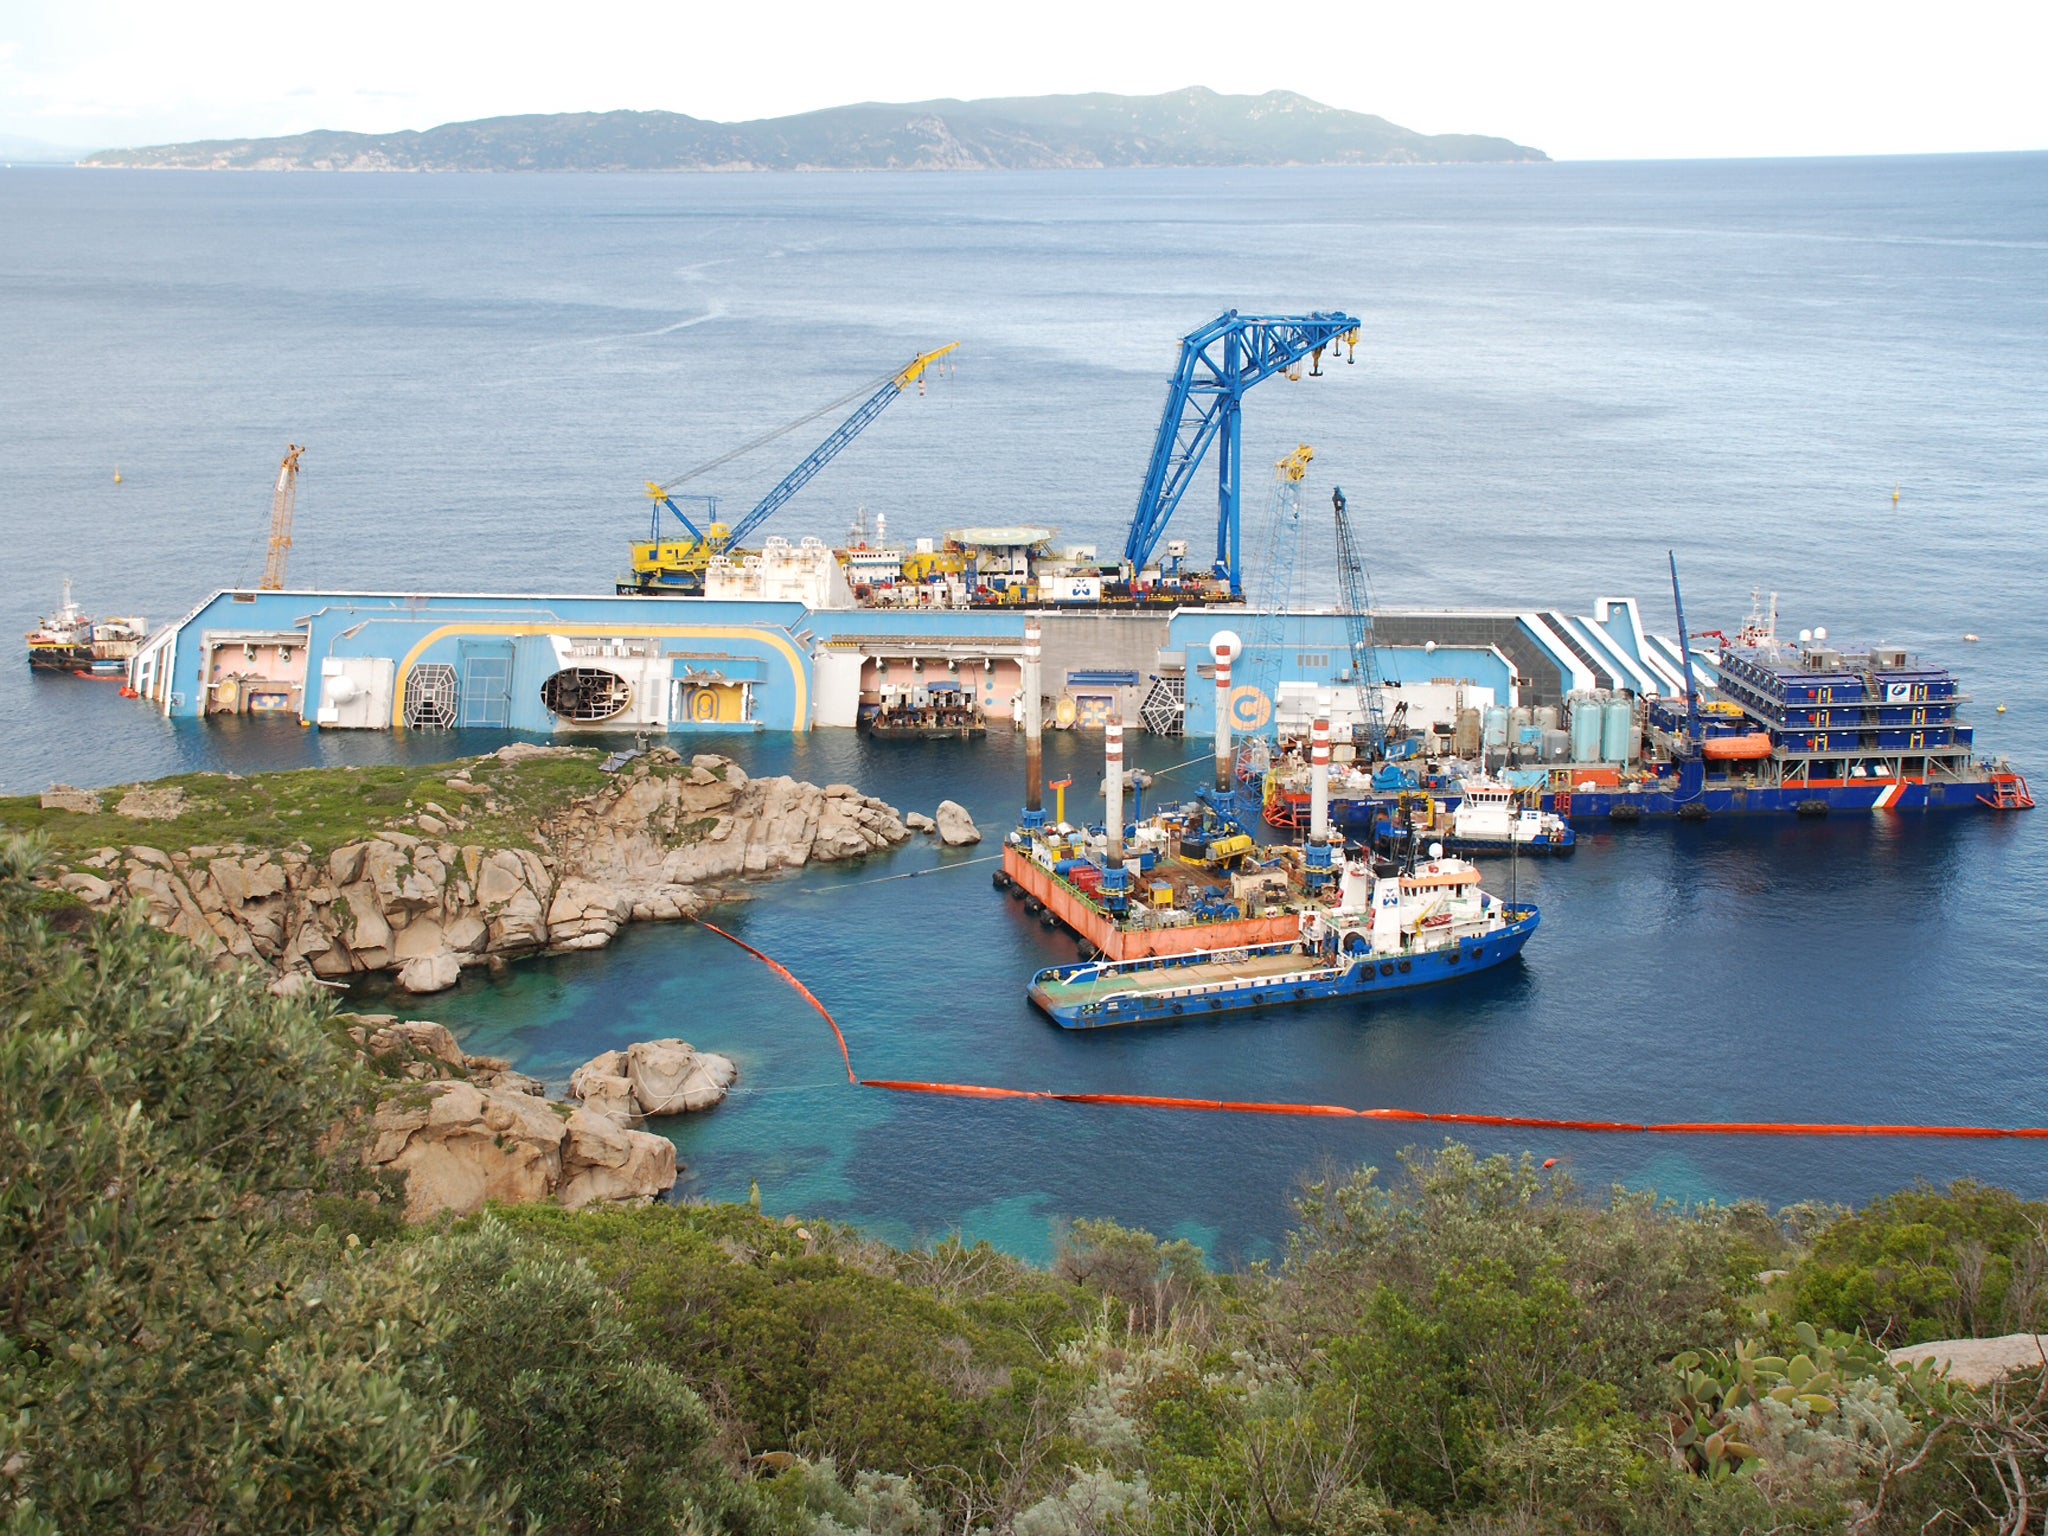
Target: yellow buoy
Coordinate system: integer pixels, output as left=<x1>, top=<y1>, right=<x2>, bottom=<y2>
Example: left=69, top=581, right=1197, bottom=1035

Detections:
left=1997, top=704, right=2007, bottom=714
left=113, top=467, right=122, bottom=484
left=1892, top=482, right=1900, bottom=504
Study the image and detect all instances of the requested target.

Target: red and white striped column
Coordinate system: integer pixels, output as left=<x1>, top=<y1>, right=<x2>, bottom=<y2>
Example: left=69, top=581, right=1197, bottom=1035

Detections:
left=1210, top=629, right=1242, bottom=794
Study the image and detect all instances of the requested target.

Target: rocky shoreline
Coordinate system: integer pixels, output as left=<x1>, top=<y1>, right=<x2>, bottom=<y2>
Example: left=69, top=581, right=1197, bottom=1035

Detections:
left=40, top=746, right=915, bottom=995
left=352, top=1016, right=736, bottom=1218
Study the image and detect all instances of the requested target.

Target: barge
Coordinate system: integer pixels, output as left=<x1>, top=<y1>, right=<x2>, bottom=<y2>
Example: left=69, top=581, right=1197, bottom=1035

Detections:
left=1027, top=851, right=1538, bottom=1028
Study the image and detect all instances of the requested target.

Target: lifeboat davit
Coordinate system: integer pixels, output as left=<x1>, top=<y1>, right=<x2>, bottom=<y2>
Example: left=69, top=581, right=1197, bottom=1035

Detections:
left=1702, top=732, right=1774, bottom=761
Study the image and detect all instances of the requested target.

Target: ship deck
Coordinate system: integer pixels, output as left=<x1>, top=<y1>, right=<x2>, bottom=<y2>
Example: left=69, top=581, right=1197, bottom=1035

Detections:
left=1035, top=947, right=1322, bottom=1004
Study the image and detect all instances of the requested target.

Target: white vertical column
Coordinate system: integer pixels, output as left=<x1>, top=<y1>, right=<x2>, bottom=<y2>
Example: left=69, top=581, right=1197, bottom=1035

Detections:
left=1023, top=618, right=1043, bottom=818
left=1310, top=715, right=1331, bottom=840
left=1105, top=717, right=1125, bottom=864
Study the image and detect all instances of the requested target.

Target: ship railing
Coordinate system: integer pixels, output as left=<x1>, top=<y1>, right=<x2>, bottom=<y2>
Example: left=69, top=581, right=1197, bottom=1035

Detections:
left=1083, top=962, right=1357, bottom=1007
left=1033, top=938, right=1303, bottom=988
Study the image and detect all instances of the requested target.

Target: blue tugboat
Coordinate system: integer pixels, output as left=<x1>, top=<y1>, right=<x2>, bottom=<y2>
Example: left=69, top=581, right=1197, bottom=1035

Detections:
left=1027, top=847, right=1537, bottom=1028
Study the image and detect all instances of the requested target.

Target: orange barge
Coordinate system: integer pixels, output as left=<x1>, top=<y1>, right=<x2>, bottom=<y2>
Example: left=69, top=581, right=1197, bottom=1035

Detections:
left=999, top=842, right=1298, bottom=962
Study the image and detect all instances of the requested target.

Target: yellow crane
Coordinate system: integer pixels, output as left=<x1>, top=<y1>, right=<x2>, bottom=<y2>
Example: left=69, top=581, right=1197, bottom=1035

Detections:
left=625, top=345, right=957, bottom=594
left=260, top=445, right=305, bottom=591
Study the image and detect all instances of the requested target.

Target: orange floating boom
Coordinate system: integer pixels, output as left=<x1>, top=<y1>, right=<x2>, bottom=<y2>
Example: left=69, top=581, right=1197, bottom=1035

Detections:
left=693, top=919, right=2048, bottom=1142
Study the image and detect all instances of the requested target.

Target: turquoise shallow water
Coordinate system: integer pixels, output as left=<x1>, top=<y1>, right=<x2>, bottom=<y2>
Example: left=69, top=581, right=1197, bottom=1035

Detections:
left=3, top=157, right=2044, bottom=1259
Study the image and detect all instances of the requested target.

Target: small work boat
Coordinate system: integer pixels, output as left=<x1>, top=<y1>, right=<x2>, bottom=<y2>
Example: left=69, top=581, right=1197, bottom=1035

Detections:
left=25, top=579, right=147, bottom=675
left=865, top=700, right=987, bottom=739
left=1446, top=775, right=1575, bottom=854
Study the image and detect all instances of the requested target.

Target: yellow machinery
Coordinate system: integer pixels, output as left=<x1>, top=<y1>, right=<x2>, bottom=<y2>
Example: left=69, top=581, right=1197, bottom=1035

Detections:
left=625, top=345, right=957, bottom=594
left=898, top=545, right=969, bottom=584
left=1185, top=831, right=1256, bottom=869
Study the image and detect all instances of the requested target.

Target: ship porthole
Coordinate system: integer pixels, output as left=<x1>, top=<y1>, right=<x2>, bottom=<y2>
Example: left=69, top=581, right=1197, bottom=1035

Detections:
left=1380, top=962, right=1395, bottom=977
left=1398, top=960, right=1412, bottom=973
left=1447, top=951, right=1461, bottom=964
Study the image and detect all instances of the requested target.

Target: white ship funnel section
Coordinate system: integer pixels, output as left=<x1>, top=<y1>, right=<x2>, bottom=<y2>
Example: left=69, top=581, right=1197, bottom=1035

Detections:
left=1211, top=629, right=1241, bottom=794
left=1337, top=856, right=1375, bottom=914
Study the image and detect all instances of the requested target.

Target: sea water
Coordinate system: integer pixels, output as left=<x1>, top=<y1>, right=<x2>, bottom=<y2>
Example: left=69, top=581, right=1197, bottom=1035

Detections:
left=1, top=157, right=2043, bottom=1259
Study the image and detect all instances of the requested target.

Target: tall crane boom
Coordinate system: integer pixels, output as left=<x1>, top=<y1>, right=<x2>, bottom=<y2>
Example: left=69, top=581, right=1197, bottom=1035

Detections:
left=1122, top=310, right=1360, bottom=595
left=722, top=344, right=957, bottom=551
left=639, top=344, right=957, bottom=583
left=1330, top=485, right=1388, bottom=752
left=260, top=444, right=304, bottom=591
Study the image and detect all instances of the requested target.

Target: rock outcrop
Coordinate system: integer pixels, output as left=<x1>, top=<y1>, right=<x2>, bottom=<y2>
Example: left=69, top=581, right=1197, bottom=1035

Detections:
left=934, top=800, right=982, bottom=846
left=49, top=749, right=910, bottom=993
left=349, top=1013, right=680, bottom=1218
left=568, top=1039, right=737, bottom=1122
left=1889, top=1334, right=2048, bottom=1388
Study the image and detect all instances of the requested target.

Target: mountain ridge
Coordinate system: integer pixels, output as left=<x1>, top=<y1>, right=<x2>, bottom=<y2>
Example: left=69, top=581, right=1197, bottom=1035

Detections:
left=79, top=87, right=1547, bottom=171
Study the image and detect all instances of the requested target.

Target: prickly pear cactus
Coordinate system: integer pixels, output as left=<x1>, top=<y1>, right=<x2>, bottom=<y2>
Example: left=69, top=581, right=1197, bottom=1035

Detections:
left=1667, top=1320, right=1945, bottom=1480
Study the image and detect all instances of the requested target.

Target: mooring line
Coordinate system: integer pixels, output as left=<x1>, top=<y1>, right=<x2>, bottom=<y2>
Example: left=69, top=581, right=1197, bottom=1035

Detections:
left=692, top=921, right=2048, bottom=1142
left=796, top=852, right=1003, bottom=894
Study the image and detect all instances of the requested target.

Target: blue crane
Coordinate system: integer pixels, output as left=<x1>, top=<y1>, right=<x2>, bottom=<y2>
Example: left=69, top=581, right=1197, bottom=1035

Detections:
left=1121, top=310, right=1361, bottom=596
left=1330, top=485, right=1393, bottom=755
left=629, top=344, right=958, bottom=592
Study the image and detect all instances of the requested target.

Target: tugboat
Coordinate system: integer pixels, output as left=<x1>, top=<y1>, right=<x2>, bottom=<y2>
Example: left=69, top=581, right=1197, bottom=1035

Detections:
left=1027, top=841, right=1537, bottom=1028
left=25, top=579, right=147, bottom=675
left=1446, top=775, right=1576, bottom=855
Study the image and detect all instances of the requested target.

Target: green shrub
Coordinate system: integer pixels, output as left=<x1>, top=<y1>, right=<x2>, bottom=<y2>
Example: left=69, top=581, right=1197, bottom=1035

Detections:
left=1788, top=1180, right=2048, bottom=1344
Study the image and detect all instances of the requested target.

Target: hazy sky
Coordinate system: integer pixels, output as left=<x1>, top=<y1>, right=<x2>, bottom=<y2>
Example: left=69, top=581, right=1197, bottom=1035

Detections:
left=3, top=0, right=2043, bottom=160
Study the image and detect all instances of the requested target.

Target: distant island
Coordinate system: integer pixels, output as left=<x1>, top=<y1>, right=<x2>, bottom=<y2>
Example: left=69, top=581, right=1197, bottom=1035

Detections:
left=78, top=87, right=1546, bottom=172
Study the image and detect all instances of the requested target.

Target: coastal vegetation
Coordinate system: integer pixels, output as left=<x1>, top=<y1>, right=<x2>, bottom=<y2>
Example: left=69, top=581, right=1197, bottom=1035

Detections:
left=8, top=833, right=2048, bottom=1533
left=7, top=749, right=613, bottom=860
left=77, top=88, right=1546, bottom=173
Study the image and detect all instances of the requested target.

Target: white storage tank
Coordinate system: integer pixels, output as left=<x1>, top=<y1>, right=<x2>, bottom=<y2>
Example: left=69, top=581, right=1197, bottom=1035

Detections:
left=1483, top=706, right=1509, bottom=752
left=1570, top=696, right=1604, bottom=761
left=1602, top=698, right=1635, bottom=763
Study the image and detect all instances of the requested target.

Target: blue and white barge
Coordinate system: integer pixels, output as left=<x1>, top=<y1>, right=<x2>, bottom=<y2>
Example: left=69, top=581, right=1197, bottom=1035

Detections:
left=1027, top=849, right=1537, bottom=1028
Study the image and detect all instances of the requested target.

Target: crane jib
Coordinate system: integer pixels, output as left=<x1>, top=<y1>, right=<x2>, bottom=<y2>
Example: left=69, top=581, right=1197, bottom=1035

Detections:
left=644, top=344, right=959, bottom=558
left=1121, top=310, right=1362, bottom=596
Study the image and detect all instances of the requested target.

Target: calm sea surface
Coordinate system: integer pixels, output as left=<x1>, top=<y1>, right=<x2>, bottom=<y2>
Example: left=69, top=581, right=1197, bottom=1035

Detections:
left=2, top=157, right=2044, bottom=1259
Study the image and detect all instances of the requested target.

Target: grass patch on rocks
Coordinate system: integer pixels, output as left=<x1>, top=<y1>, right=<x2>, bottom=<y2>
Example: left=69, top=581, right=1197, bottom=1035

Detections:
left=0, top=747, right=633, bottom=860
